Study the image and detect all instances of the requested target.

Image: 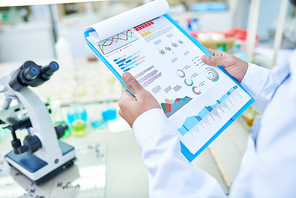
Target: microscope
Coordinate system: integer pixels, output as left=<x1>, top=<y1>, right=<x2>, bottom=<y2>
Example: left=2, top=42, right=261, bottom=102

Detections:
left=0, top=61, right=76, bottom=185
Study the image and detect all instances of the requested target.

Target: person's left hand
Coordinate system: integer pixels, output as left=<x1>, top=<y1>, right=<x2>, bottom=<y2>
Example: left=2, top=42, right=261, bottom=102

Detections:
left=118, top=72, right=161, bottom=128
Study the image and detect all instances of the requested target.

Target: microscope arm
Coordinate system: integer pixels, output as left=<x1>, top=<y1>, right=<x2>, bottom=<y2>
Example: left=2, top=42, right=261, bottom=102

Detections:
left=0, top=71, right=63, bottom=161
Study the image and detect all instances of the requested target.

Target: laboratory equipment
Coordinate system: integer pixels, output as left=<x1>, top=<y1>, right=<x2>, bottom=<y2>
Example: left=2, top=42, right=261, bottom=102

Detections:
left=91, top=119, right=106, bottom=129
left=67, top=102, right=88, bottom=136
left=89, top=82, right=106, bottom=130
left=90, top=105, right=106, bottom=129
left=0, top=61, right=76, bottom=185
left=102, top=108, right=117, bottom=121
left=0, top=142, right=107, bottom=197
left=71, top=119, right=87, bottom=136
left=102, top=101, right=117, bottom=121
left=91, top=115, right=106, bottom=129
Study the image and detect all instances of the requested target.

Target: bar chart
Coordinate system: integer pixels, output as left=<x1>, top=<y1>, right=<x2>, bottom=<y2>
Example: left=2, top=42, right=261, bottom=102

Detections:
left=134, top=17, right=170, bottom=38
left=112, top=49, right=149, bottom=72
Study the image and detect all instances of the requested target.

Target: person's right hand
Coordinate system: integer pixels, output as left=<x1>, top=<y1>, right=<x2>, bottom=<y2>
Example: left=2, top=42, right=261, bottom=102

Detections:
left=202, top=49, right=248, bottom=83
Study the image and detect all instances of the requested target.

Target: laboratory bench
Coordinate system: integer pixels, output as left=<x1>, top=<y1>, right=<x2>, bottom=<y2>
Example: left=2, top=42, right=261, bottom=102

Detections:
left=0, top=118, right=249, bottom=198
left=0, top=59, right=250, bottom=197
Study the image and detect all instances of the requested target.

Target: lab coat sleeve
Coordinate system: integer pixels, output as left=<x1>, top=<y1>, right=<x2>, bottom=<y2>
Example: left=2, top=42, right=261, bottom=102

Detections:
left=240, top=63, right=279, bottom=114
left=133, top=108, right=226, bottom=198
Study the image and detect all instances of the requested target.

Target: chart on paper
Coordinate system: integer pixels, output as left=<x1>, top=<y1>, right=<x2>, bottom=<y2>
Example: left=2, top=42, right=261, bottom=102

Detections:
left=169, top=77, right=252, bottom=154
left=134, top=17, right=171, bottom=39
left=112, top=46, right=149, bottom=72
left=98, top=30, right=138, bottom=55
left=178, top=85, right=240, bottom=136
left=161, top=96, right=192, bottom=118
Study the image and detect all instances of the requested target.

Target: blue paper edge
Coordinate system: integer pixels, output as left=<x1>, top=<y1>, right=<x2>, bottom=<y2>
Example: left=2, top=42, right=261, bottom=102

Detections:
left=84, top=14, right=254, bottom=162
left=181, top=98, right=254, bottom=162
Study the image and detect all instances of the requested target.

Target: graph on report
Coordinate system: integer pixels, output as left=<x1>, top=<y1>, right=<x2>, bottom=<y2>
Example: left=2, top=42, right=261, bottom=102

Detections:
left=98, top=29, right=138, bottom=55
left=205, top=67, right=219, bottom=82
left=178, top=85, right=244, bottom=136
left=161, top=96, right=192, bottom=118
left=112, top=48, right=150, bottom=72
left=134, top=17, right=170, bottom=38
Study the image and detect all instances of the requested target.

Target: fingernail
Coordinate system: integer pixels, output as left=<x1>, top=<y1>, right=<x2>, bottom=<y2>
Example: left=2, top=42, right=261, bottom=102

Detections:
left=122, top=72, right=131, bottom=81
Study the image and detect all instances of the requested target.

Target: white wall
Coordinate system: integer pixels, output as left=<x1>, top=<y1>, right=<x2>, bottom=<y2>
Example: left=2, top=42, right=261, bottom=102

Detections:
left=0, top=5, right=55, bottom=63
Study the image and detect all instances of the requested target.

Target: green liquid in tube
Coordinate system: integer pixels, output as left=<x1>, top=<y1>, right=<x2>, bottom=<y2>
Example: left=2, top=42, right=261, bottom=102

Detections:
left=71, top=119, right=87, bottom=136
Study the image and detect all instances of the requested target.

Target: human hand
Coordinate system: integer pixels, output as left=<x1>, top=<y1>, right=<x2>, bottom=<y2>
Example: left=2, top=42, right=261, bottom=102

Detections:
left=118, top=72, right=161, bottom=128
left=202, top=49, right=248, bottom=83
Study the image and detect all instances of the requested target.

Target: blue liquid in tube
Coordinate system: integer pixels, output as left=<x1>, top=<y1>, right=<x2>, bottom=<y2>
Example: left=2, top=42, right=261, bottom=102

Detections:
left=91, top=120, right=106, bottom=128
left=102, top=109, right=117, bottom=121
left=67, top=107, right=87, bottom=124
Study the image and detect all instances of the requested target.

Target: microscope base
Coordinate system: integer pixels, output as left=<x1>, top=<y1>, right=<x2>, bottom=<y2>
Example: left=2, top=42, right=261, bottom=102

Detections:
left=8, top=157, right=76, bottom=185
left=5, top=140, right=76, bottom=185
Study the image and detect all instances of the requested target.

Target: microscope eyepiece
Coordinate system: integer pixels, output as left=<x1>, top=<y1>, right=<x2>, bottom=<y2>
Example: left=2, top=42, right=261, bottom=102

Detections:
left=9, top=60, right=60, bottom=90
left=50, top=61, right=59, bottom=70
left=23, top=65, right=40, bottom=81
left=30, top=61, right=59, bottom=87
left=42, top=61, right=59, bottom=76
left=9, top=61, right=41, bottom=91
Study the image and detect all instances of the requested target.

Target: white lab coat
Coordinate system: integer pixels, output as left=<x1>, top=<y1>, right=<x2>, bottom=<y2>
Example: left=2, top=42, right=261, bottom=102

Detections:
left=132, top=50, right=296, bottom=197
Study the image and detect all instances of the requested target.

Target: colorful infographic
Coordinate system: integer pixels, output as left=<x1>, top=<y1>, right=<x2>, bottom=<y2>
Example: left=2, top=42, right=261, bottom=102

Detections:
left=85, top=14, right=253, bottom=157
left=177, top=86, right=239, bottom=136
left=205, top=67, right=219, bottom=82
left=113, top=49, right=147, bottom=72
left=161, top=96, right=192, bottom=118
left=134, top=17, right=170, bottom=38
left=192, top=86, right=202, bottom=95
left=98, top=30, right=138, bottom=55
left=176, top=69, right=185, bottom=78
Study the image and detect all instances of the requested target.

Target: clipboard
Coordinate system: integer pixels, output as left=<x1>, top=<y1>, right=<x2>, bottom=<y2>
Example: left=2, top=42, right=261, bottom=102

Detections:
left=84, top=0, right=254, bottom=162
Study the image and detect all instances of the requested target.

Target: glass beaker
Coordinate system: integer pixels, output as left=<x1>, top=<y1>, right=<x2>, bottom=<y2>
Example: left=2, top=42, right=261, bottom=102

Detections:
left=102, top=100, right=117, bottom=121
left=67, top=102, right=87, bottom=136
left=90, top=105, right=106, bottom=129
left=71, top=119, right=87, bottom=136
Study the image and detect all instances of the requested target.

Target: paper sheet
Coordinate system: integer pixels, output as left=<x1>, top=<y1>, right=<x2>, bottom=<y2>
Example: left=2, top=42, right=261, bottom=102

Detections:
left=85, top=0, right=169, bottom=42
